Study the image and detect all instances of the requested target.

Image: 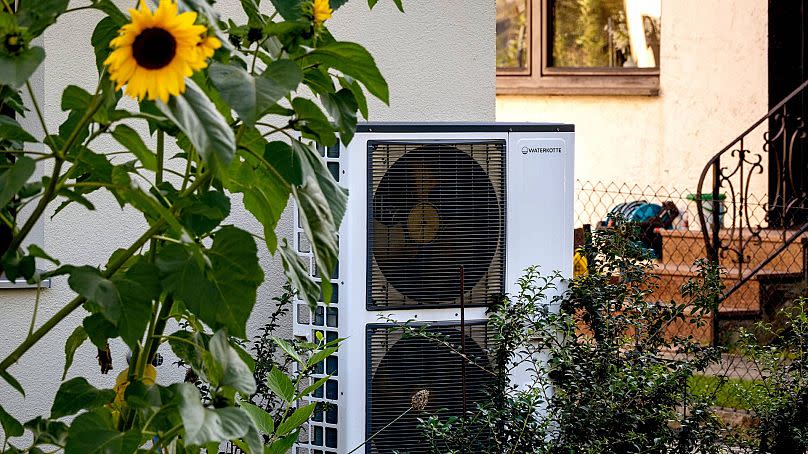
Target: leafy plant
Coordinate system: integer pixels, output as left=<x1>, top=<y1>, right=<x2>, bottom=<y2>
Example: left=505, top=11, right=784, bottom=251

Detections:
left=731, top=299, right=808, bottom=453
left=0, top=0, right=401, bottom=451
left=409, top=224, right=729, bottom=453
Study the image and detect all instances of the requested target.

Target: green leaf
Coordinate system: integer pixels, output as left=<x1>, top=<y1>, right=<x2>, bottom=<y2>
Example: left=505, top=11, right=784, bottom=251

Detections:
left=0, top=403, right=23, bottom=438
left=0, top=156, right=34, bottom=209
left=267, top=0, right=304, bottom=20
left=0, top=370, right=24, bottom=396
left=82, top=313, right=118, bottom=348
left=91, top=17, right=120, bottom=71
left=90, top=0, right=127, bottom=25
left=25, top=417, right=69, bottom=447
left=368, top=0, right=404, bottom=11
left=16, top=0, right=69, bottom=37
left=176, top=383, right=253, bottom=446
left=51, top=378, right=115, bottom=419
left=261, top=59, right=304, bottom=110
left=27, top=244, right=59, bottom=265
left=291, top=140, right=347, bottom=304
left=67, top=260, right=159, bottom=349
left=266, top=431, right=298, bottom=454
left=157, top=79, right=236, bottom=178
left=339, top=76, right=369, bottom=119
left=294, top=140, right=347, bottom=224
left=303, top=67, right=336, bottom=96
left=291, top=97, right=336, bottom=146
left=239, top=401, right=274, bottom=434
left=273, top=337, right=302, bottom=363
left=61, top=85, right=92, bottom=111
left=167, top=330, right=208, bottom=374
left=209, top=331, right=257, bottom=394
left=275, top=402, right=315, bottom=436
left=266, top=366, right=295, bottom=403
left=208, top=60, right=302, bottom=127
left=62, top=325, right=88, bottom=380
left=295, top=375, right=330, bottom=401
left=180, top=190, right=231, bottom=236
left=0, top=116, right=36, bottom=142
left=278, top=240, right=320, bottom=308
left=111, top=125, right=157, bottom=171
left=157, top=227, right=263, bottom=338
left=306, top=346, right=338, bottom=369
left=264, top=140, right=302, bottom=185
left=0, top=46, right=44, bottom=89
left=322, top=88, right=358, bottom=145
left=64, top=408, right=141, bottom=454
left=226, top=145, right=291, bottom=251
left=301, top=41, right=389, bottom=104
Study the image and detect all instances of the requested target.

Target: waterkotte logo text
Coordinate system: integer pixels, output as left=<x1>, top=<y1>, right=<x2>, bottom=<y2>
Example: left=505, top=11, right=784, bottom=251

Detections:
left=521, top=146, right=562, bottom=155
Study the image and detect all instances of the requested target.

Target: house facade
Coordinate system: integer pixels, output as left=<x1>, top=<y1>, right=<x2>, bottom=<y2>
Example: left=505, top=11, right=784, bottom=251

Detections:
left=497, top=0, right=769, bottom=192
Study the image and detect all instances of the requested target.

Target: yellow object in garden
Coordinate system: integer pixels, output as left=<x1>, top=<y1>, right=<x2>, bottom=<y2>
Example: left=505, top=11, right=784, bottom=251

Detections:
left=313, top=0, right=333, bottom=24
left=105, top=0, right=221, bottom=103
left=573, top=251, right=588, bottom=277
left=113, top=365, right=157, bottom=407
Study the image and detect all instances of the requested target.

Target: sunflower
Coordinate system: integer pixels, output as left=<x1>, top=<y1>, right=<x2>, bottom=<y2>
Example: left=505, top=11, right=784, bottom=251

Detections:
left=105, top=0, right=219, bottom=103
left=312, top=0, right=332, bottom=25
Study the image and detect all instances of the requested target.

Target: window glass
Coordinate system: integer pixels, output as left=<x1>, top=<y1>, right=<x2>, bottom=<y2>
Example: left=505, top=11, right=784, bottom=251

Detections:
left=550, top=0, right=660, bottom=68
left=496, top=0, right=529, bottom=69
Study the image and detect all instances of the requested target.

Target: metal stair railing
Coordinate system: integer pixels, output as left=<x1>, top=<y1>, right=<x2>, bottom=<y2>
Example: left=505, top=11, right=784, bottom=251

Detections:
left=696, top=80, right=808, bottom=306
left=696, top=79, right=808, bottom=344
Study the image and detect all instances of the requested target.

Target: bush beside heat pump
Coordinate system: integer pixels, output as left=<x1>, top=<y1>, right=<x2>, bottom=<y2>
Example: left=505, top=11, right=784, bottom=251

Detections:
left=292, top=123, right=574, bottom=454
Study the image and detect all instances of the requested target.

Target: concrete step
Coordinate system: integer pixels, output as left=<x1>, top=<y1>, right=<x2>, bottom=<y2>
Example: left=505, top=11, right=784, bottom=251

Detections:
left=658, top=229, right=806, bottom=274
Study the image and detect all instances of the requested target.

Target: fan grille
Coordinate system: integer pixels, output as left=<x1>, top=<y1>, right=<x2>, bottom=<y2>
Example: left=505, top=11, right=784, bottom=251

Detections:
left=367, top=141, right=506, bottom=309
left=365, top=322, right=496, bottom=453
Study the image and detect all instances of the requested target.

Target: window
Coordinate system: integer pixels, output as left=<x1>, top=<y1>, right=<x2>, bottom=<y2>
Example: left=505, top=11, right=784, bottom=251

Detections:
left=496, top=0, right=661, bottom=95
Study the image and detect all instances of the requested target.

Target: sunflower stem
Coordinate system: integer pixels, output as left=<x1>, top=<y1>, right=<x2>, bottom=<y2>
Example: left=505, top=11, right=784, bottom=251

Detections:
left=156, top=130, right=164, bottom=185
left=6, top=86, right=103, bottom=256
left=0, top=172, right=211, bottom=376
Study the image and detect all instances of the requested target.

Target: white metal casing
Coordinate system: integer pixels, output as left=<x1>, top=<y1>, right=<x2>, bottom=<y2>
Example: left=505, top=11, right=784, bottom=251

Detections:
left=292, top=124, right=574, bottom=454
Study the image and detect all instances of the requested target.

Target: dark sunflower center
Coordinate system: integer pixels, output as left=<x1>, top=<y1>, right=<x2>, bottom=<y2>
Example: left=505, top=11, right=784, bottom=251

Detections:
left=132, top=28, right=177, bottom=69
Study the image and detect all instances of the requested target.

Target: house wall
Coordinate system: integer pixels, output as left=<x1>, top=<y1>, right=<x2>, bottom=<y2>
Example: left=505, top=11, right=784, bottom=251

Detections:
left=0, top=0, right=495, bottom=434
left=497, top=0, right=769, bottom=198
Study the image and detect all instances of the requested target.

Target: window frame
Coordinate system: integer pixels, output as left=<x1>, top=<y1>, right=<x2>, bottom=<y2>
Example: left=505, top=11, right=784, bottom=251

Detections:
left=496, top=0, right=660, bottom=96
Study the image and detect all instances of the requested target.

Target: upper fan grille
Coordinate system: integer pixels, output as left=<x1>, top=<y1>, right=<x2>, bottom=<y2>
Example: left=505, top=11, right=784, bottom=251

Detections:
left=367, top=141, right=506, bottom=309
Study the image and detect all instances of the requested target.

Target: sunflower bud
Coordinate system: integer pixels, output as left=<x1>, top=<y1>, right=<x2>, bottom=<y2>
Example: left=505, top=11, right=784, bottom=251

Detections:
left=411, top=389, right=430, bottom=411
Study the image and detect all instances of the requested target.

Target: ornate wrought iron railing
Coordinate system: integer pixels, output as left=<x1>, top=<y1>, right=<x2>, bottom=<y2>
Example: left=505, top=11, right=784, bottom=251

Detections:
left=696, top=80, right=808, bottom=307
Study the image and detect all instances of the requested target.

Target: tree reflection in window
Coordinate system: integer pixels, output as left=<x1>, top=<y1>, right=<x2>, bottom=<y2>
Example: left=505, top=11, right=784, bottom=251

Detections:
left=551, top=0, right=660, bottom=69
left=496, top=0, right=528, bottom=70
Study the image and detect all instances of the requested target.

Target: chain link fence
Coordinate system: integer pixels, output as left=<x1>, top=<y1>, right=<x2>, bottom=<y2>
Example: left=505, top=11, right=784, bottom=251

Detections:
left=576, top=179, right=808, bottom=440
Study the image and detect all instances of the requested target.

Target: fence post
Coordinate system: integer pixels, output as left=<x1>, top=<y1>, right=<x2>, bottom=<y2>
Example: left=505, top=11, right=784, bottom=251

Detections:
left=711, top=160, right=721, bottom=347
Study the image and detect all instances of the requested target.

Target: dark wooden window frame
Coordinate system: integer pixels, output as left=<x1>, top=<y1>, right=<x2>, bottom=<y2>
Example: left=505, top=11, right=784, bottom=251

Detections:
left=496, top=0, right=660, bottom=96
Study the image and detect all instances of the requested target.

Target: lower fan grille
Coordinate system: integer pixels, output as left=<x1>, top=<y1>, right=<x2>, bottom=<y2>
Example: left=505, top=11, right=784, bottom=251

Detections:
left=365, top=322, right=496, bottom=453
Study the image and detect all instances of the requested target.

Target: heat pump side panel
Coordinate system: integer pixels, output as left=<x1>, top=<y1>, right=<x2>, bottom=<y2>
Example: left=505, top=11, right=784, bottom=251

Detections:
left=505, top=130, right=574, bottom=390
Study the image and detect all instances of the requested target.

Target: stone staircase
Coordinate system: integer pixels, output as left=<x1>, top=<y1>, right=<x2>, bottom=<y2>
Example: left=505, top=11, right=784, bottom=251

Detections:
left=654, top=229, right=807, bottom=344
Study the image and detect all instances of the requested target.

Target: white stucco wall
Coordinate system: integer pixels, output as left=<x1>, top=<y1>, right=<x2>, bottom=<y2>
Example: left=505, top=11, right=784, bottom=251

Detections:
left=0, top=0, right=495, bottom=439
left=497, top=0, right=769, bottom=194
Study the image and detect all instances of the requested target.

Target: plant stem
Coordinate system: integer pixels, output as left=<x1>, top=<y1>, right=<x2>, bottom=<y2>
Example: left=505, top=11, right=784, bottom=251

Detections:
left=0, top=219, right=166, bottom=375
left=140, top=295, right=175, bottom=375
left=347, top=407, right=412, bottom=454
left=27, top=282, right=42, bottom=337
left=7, top=88, right=104, bottom=255
left=25, top=81, right=56, bottom=152
left=156, top=130, right=164, bottom=185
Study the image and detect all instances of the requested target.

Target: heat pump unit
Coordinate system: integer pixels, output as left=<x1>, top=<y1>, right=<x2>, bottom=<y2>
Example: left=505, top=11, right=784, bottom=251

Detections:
left=292, top=123, right=574, bottom=454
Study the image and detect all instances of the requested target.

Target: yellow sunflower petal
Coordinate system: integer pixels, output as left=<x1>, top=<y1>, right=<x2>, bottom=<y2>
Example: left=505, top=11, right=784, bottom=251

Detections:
left=105, top=0, right=217, bottom=102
